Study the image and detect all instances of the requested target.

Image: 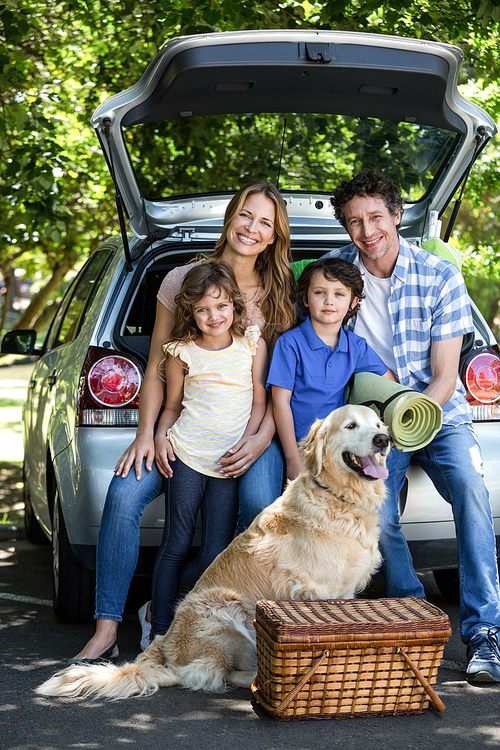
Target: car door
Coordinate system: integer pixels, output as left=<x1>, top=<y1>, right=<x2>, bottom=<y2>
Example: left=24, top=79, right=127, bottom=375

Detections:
left=25, top=250, right=114, bottom=529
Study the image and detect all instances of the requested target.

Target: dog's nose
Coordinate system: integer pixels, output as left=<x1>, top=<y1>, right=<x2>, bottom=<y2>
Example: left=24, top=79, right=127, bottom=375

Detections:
left=373, top=433, right=390, bottom=451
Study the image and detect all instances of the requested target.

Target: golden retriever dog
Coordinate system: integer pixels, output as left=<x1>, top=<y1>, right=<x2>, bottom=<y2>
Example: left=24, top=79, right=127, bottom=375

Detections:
left=36, top=404, right=390, bottom=701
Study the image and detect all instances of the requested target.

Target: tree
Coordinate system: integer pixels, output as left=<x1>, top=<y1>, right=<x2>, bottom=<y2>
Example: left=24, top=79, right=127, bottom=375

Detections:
left=2, top=0, right=500, bottom=335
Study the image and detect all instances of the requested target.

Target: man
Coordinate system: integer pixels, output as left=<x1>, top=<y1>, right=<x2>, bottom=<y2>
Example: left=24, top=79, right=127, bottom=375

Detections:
left=326, top=169, right=500, bottom=683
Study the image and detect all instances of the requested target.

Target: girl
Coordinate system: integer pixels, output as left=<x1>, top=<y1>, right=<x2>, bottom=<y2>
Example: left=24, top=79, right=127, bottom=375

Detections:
left=150, top=261, right=267, bottom=636
left=68, top=180, right=294, bottom=665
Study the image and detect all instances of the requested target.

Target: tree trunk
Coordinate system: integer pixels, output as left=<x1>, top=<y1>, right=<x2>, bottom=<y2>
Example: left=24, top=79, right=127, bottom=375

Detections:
left=32, top=302, right=58, bottom=333
left=10, top=252, right=79, bottom=331
left=0, top=272, right=12, bottom=334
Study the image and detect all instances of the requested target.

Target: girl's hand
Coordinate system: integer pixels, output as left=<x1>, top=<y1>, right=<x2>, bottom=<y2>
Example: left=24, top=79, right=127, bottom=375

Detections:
left=114, top=433, right=156, bottom=481
left=285, top=456, right=306, bottom=483
left=154, top=433, right=176, bottom=478
left=217, top=431, right=270, bottom=478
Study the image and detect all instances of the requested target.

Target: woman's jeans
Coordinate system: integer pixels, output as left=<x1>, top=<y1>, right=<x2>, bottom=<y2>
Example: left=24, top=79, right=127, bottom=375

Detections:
left=237, top=438, right=283, bottom=533
left=94, top=462, right=163, bottom=622
left=94, top=439, right=283, bottom=622
left=150, top=457, right=239, bottom=637
left=381, top=422, right=500, bottom=643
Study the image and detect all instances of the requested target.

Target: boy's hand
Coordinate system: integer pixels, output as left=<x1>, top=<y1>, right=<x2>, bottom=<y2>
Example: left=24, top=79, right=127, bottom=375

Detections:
left=285, top=456, right=306, bottom=482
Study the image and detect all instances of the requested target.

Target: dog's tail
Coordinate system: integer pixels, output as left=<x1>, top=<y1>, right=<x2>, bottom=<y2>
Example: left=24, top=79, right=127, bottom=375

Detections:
left=35, top=649, right=178, bottom=700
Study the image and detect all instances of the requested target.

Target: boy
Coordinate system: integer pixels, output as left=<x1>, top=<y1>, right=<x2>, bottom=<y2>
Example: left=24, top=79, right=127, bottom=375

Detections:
left=267, top=257, right=396, bottom=480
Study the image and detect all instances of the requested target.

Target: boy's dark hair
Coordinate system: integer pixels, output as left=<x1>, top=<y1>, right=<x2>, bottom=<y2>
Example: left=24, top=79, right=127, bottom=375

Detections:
left=330, top=170, right=404, bottom=230
left=297, top=257, right=364, bottom=325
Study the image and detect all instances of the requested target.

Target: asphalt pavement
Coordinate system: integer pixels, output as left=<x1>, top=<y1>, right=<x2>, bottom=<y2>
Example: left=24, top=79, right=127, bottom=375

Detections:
left=1, top=360, right=500, bottom=748
left=1, top=533, right=499, bottom=750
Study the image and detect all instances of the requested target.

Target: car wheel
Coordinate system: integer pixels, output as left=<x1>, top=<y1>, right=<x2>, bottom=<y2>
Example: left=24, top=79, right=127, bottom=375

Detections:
left=23, top=465, right=49, bottom=545
left=432, top=568, right=460, bottom=604
left=52, top=486, right=95, bottom=623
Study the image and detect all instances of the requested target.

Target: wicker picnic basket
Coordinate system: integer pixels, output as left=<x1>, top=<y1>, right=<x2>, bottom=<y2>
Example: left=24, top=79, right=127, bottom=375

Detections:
left=251, top=597, right=452, bottom=721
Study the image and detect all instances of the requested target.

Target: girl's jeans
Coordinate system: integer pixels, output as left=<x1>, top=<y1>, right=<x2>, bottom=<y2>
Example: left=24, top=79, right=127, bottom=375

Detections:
left=94, top=439, right=283, bottom=622
left=150, top=456, right=239, bottom=637
left=381, top=422, right=500, bottom=643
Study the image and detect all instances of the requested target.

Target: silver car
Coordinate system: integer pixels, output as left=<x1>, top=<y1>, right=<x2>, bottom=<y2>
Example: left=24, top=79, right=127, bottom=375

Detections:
left=3, top=29, right=500, bottom=621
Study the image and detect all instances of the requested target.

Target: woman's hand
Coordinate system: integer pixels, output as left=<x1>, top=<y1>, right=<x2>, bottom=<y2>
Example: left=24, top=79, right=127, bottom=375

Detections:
left=154, top=433, right=176, bottom=478
left=114, top=433, right=156, bottom=481
left=217, top=431, right=270, bottom=478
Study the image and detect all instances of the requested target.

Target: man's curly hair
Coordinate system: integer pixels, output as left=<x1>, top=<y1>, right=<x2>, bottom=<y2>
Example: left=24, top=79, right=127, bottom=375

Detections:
left=330, top=170, right=404, bottom=230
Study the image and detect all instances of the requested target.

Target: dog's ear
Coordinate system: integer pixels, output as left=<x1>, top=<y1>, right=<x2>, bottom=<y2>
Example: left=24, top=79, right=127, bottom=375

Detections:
left=300, top=417, right=328, bottom=476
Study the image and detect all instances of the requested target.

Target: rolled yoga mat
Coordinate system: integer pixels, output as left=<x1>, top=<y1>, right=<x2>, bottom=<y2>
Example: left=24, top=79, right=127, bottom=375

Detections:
left=347, top=372, right=443, bottom=452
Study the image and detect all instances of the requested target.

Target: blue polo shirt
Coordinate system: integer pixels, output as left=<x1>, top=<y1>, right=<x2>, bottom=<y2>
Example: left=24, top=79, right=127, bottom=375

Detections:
left=267, top=316, right=388, bottom=442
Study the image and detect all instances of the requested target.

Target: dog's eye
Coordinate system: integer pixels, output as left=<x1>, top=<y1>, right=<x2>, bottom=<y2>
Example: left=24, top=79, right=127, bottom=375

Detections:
left=345, top=422, right=357, bottom=430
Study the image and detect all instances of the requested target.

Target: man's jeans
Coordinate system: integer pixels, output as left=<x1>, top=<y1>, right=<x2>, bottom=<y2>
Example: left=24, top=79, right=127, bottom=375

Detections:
left=94, top=439, right=283, bottom=622
left=381, top=422, right=500, bottom=643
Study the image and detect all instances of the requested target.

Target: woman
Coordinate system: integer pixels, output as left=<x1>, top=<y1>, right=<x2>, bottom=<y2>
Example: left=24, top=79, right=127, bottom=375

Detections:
left=68, top=180, right=295, bottom=664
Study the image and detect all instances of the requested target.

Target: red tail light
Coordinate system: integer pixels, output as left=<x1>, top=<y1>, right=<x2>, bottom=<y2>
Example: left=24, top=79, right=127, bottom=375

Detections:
left=77, top=347, right=144, bottom=426
left=462, top=347, right=500, bottom=421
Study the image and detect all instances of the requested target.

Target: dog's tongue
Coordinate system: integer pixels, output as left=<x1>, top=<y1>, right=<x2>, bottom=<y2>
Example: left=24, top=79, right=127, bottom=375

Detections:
left=358, top=455, right=389, bottom=480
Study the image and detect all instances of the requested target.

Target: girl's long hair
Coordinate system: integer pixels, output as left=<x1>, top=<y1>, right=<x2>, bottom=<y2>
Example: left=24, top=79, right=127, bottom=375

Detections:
left=168, top=262, right=246, bottom=345
left=211, top=180, right=295, bottom=346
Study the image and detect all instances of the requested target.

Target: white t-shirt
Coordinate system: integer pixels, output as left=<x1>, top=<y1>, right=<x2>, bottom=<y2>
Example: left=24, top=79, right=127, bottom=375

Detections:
left=353, top=257, right=397, bottom=374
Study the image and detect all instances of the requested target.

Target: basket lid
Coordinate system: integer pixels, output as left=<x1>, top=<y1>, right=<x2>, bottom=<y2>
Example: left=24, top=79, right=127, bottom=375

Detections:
left=255, top=597, right=451, bottom=643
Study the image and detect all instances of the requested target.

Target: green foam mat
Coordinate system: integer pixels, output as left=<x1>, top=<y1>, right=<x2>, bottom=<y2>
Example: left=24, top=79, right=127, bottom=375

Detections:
left=347, top=372, right=443, bottom=452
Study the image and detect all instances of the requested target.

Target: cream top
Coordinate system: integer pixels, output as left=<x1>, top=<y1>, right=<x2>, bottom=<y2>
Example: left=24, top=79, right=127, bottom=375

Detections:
left=163, top=326, right=261, bottom=478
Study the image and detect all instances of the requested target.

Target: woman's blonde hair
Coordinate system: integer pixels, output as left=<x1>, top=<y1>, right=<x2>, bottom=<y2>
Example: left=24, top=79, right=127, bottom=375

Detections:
left=168, top=261, right=246, bottom=345
left=211, top=180, right=295, bottom=346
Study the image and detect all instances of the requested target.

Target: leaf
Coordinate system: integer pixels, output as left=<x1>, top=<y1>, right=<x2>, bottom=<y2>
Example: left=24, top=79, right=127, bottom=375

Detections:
left=1, top=0, right=500, bottom=323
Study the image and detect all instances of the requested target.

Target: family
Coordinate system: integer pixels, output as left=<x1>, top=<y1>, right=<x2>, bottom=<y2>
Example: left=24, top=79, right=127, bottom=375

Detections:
left=69, top=171, right=500, bottom=684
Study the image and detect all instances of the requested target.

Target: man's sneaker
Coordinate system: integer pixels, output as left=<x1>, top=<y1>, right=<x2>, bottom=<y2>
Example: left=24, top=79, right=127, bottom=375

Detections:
left=138, top=601, right=152, bottom=651
left=466, top=627, right=500, bottom=683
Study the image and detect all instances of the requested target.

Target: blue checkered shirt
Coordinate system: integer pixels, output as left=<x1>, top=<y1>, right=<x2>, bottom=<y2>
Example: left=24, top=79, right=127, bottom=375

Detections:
left=323, top=236, right=474, bottom=425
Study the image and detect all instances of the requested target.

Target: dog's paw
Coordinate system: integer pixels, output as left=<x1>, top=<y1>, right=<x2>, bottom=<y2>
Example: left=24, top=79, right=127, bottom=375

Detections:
left=227, top=670, right=257, bottom=689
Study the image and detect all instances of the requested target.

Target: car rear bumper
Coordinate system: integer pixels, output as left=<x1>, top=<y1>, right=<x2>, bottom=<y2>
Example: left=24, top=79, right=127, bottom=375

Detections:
left=57, top=421, right=500, bottom=571
left=55, top=428, right=166, bottom=548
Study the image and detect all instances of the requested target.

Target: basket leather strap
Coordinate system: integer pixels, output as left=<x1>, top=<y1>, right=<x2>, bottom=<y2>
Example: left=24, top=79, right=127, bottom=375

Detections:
left=398, top=647, right=446, bottom=712
left=273, top=650, right=331, bottom=715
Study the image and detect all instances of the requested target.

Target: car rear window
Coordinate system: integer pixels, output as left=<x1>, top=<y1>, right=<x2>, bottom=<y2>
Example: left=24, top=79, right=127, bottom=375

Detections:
left=125, top=113, right=458, bottom=204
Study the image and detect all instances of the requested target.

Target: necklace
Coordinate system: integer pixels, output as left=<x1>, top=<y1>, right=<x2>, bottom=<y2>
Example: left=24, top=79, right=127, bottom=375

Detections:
left=244, top=285, right=260, bottom=305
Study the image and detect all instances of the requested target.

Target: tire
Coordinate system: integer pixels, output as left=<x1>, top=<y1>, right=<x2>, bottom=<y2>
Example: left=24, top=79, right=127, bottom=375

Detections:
left=23, top=466, right=49, bottom=545
left=52, top=486, right=95, bottom=623
left=433, top=568, right=460, bottom=604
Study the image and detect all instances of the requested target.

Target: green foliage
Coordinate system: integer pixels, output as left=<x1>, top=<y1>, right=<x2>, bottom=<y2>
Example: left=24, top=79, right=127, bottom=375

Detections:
left=1, top=0, right=500, bottom=331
